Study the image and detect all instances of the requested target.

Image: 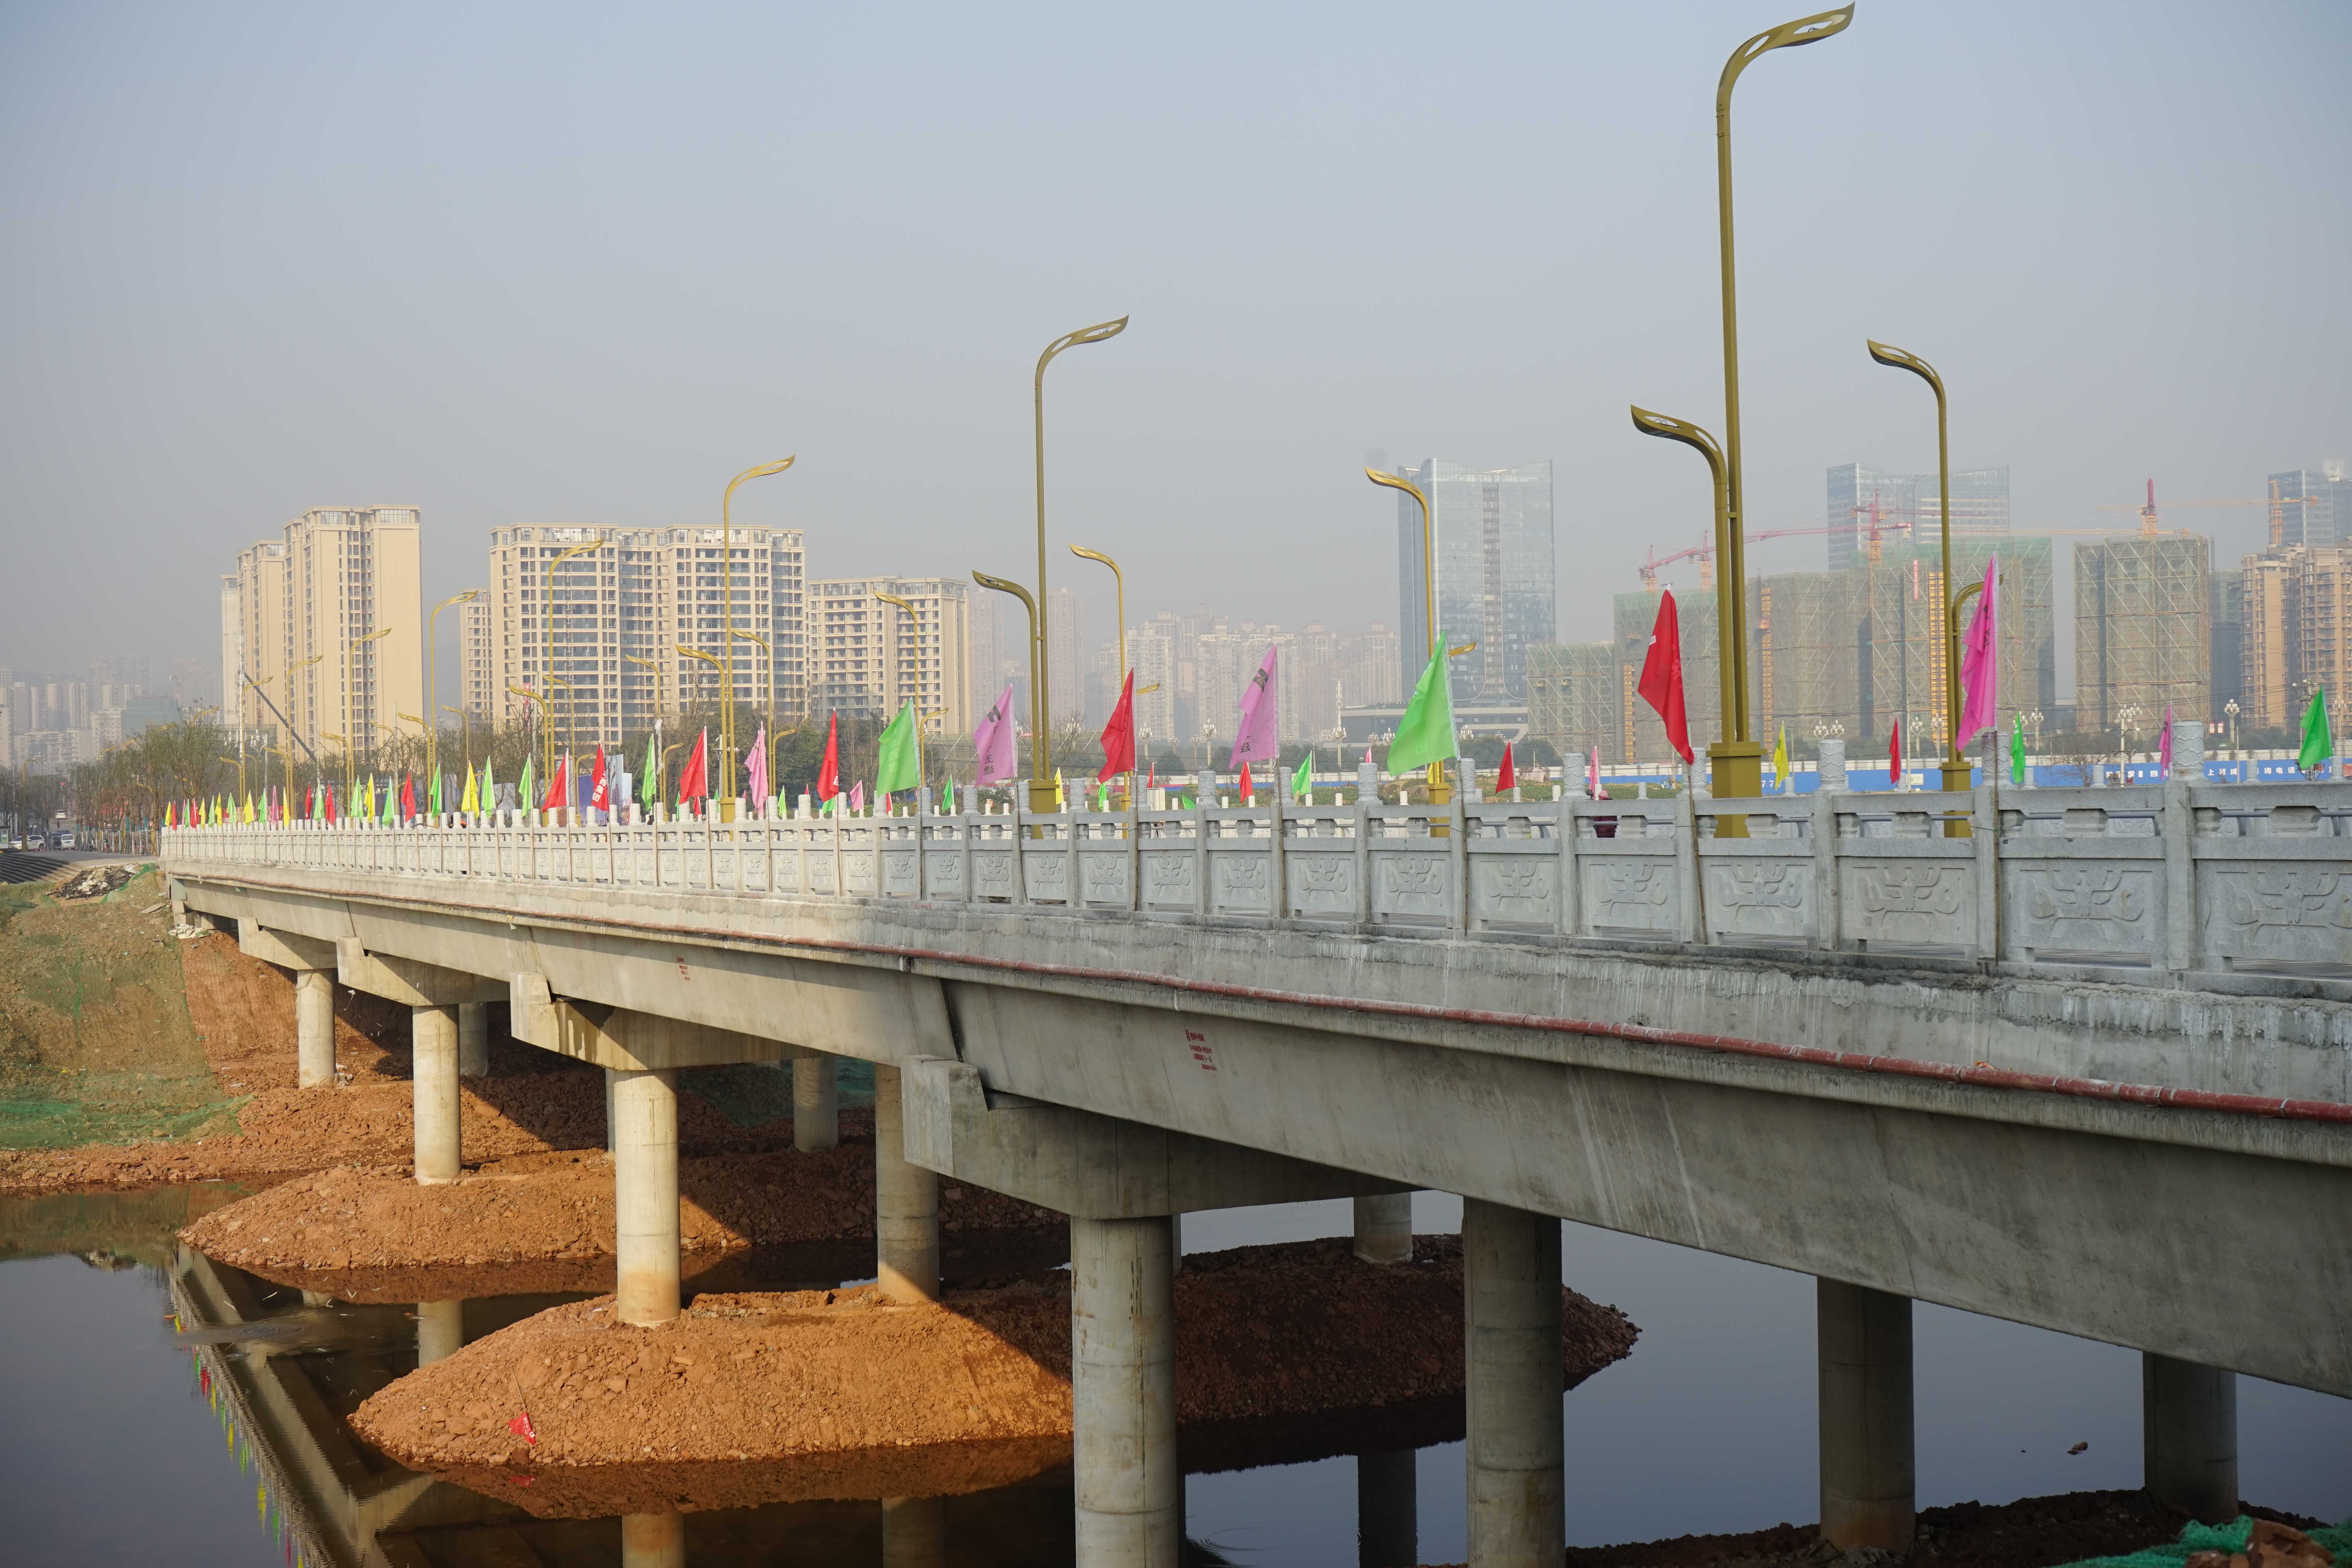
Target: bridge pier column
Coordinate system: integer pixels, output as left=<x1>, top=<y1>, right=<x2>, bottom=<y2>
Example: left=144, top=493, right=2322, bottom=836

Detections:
left=1464, top=1198, right=1563, bottom=1567
left=1072, top=1213, right=1180, bottom=1567
left=412, top=1004, right=461, bottom=1185
left=613, top=1067, right=681, bottom=1325
left=457, top=1001, right=490, bottom=1078
left=1353, top=1192, right=1413, bottom=1264
left=1357, top=1448, right=1418, bottom=1567
left=620, top=1512, right=684, bottom=1568
left=416, top=1299, right=464, bottom=1365
left=795, top=1051, right=839, bottom=1152
left=882, top=1494, right=947, bottom=1568
left=1817, top=1279, right=1915, bottom=1551
left=874, top=1063, right=939, bottom=1304
left=2143, top=1353, right=2237, bottom=1524
left=295, top=971, right=336, bottom=1089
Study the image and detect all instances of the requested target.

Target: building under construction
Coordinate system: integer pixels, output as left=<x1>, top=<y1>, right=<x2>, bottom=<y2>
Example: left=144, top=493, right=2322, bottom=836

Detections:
left=1526, top=642, right=1620, bottom=765
left=2074, top=535, right=2211, bottom=730
left=2239, top=545, right=2352, bottom=731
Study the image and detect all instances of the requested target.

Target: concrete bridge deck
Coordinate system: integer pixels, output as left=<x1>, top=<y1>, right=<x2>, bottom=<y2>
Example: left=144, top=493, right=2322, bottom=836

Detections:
left=162, top=780, right=2352, bottom=1567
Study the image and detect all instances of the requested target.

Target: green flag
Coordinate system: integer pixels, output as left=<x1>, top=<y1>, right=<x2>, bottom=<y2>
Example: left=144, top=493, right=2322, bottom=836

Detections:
left=519, top=757, right=535, bottom=811
left=942, top=778, right=956, bottom=813
left=429, top=769, right=443, bottom=815
left=1291, top=752, right=1312, bottom=801
left=875, top=702, right=920, bottom=796
left=2299, top=685, right=2334, bottom=773
left=2009, top=713, right=2026, bottom=786
left=481, top=757, right=497, bottom=814
left=639, top=732, right=660, bottom=808
left=1385, top=646, right=1457, bottom=775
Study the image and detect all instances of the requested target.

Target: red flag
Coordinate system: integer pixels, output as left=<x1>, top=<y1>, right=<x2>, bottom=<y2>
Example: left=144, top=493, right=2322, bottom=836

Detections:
left=1636, top=589, right=1693, bottom=764
left=589, top=747, right=610, bottom=811
left=1237, top=761, right=1255, bottom=802
left=325, top=785, right=338, bottom=824
left=678, top=730, right=709, bottom=802
left=508, top=1411, right=538, bottom=1445
left=400, top=774, right=417, bottom=821
left=815, top=713, right=840, bottom=802
left=1097, top=670, right=1136, bottom=782
left=1889, top=719, right=1903, bottom=791
left=301, top=786, right=313, bottom=819
left=1497, top=742, right=1517, bottom=793
left=540, top=755, right=568, bottom=811
left=1146, top=762, right=1156, bottom=789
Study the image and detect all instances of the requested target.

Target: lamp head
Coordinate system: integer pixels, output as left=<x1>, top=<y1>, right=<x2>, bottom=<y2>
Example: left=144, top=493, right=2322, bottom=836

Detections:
left=1038, top=317, right=1130, bottom=376
left=732, top=457, right=797, bottom=488
left=1628, top=406, right=1727, bottom=476
left=1722, top=7, right=1854, bottom=102
left=971, top=571, right=1037, bottom=613
left=1364, top=468, right=1428, bottom=506
left=1867, top=339, right=1942, bottom=394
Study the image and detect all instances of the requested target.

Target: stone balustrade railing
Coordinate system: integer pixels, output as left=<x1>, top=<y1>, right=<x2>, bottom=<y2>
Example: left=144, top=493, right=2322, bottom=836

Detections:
left=162, top=781, right=2352, bottom=988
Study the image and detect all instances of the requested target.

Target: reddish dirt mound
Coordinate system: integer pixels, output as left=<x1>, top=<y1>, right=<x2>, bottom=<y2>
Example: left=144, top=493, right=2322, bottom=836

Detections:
left=0, top=930, right=811, bottom=1192
left=181, top=1150, right=1063, bottom=1275
left=350, top=1236, right=1637, bottom=1515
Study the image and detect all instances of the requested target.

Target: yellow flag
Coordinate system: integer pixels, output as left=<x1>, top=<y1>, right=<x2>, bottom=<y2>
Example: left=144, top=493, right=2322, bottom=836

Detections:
left=1772, top=726, right=1789, bottom=793
left=461, top=764, right=479, bottom=813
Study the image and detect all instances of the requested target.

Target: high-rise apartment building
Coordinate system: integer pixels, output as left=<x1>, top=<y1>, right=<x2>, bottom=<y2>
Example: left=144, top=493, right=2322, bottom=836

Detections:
left=808, top=577, right=974, bottom=735
left=1392, top=461, right=1555, bottom=704
left=221, top=510, right=420, bottom=758
left=2209, top=568, right=2245, bottom=720
left=458, top=597, right=494, bottom=718
left=484, top=524, right=807, bottom=752
left=1124, top=617, right=1180, bottom=756
left=2239, top=545, right=2351, bottom=731
left=1826, top=463, right=2011, bottom=570
left=2074, top=535, right=2211, bottom=730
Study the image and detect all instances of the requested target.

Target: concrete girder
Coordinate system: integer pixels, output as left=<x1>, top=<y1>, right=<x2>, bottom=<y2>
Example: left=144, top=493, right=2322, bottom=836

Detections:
left=900, top=1056, right=1407, bottom=1219
left=239, top=919, right=338, bottom=972
left=507, top=974, right=790, bottom=1071
left=336, top=938, right=505, bottom=1007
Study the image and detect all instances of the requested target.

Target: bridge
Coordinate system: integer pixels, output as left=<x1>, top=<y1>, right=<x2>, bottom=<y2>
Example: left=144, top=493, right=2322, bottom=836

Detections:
left=162, top=775, right=2352, bottom=1568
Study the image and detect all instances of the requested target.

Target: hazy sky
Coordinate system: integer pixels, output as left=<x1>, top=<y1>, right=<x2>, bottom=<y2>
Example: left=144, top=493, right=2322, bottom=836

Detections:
left=4, top=1, right=2347, bottom=704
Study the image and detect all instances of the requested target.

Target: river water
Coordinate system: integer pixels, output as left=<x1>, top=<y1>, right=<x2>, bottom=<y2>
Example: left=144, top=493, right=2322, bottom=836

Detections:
left=2, top=1186, right=2345, bottom=1566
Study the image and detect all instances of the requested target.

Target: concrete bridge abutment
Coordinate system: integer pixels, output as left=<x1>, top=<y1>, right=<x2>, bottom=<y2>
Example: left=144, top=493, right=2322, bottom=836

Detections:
left=1353, top=1193, right=1413, bottom=1264
left=1463, top=1198, right=1564, bottom=1568
left=416, top=1299, right=464, bottom=1365
left=457, top=1002, right=490, bottom=1078
left=238, top=922, right=340, bottom=1089
left=1072, top=1213, right=1181, bottom=1566
left=2143, top=1353, right=2238, bottom=1524
left=1817, top=1279, right=1916, bottom=1552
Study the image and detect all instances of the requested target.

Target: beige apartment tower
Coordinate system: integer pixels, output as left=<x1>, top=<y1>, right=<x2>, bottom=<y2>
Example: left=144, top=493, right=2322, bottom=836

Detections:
left=2239, top=545, right=2351, bottom=731
left=458, top=596, right=494, bottom=719
left=484, top=524, right=807, bottom=753
left=809, top=577, right=974, bottom=738
left=221, top=510, right=419, bottom=759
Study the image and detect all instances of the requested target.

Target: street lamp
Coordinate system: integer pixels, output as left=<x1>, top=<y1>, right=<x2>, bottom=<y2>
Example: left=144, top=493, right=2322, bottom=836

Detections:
left=1715, top=4, right=1851, bottom=791
left=1068, top=545, right=1135, bottom=801
left=508, top=685, right=548, bottom=802
left=1628, top=407, right=1755, bottom=833
left=1866, top=342, right=1969, bottom=816
left=2224, top=698, right=2241, bottom=759
left=1365, top=466, right=1452, bottom=806
left=1032, top=316, right=1129, bottom=811
left=541, top=541, right=608, bottom=785
left=2119, top=704, right=2144, bottom=785
left=426, top=588, right=481, bottom=786
left=731, top=629, right=772, bottom=797
left=873, top=591, right=921, bottom=727
left=972, top=572, right=1042, bottom=813
left=720, top=458, right=796, bottom=806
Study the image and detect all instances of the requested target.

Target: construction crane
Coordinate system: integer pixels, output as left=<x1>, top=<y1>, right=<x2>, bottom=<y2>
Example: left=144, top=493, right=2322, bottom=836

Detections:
left=1635, top=513, right=1910, bottom=589
left=2092, top=480, right=2312, bottom=539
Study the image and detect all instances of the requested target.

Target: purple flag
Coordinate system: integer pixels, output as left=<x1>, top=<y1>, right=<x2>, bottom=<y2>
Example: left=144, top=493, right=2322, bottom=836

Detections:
left=1955, top=554, right=1998, bottom=749
left=973, top=683, right=1018, bottom=786
left=1229, top=645, right=1280, bottom=768
left=2159, top=702, right=2175, bottom=777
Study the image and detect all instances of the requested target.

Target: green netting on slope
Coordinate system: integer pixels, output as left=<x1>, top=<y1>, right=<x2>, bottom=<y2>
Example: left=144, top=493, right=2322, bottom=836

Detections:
left=2056, top=1517, right=2352, bottom=1568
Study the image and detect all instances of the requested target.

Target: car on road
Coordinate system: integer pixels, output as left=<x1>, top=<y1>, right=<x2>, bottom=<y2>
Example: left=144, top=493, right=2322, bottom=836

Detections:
left=51, top=831, right=76, bottom=849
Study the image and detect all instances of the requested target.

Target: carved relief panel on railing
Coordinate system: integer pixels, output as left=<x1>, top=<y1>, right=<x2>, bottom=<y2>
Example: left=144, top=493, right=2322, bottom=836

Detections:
left=1470, top=853, right=1558, bottom=933
left=1702, top=858, right=1813, bottom=941
left=1370, top=846, right=1449, bottom=925
left=1286, top=844, right=1356, bottom=920
left=1579, top=857, right=1677, bottom=936
left=1841, top=858, right=1974, bottom=950
left=1140, top=846, right=1195, bottom=911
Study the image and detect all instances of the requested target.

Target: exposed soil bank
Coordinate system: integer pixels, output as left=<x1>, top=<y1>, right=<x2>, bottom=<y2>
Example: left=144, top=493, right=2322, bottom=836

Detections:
left=0, top=927, right=804, bottom=1192
left=180, top=1148, right=1065, bottom=1300
left=1504, top=1490, right=2335, bottom=1568
left=351, top=1236, right=1638, bottom=1515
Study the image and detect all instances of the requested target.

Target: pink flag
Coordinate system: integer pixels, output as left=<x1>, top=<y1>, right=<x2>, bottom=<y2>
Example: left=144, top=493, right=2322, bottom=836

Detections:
left=1229, top=645, right=1279, bottom=768
left=973, top=684, right=1018, bottom=786
left=1588, top=748, right=1602, bottom=799
left=849, top=780, right=866, bottom=814
left=746, top=725, right=769, bottom=804
left=2159, top=702, right=2174, bottom=777
left=1955, top=554, right=1998, bottom=749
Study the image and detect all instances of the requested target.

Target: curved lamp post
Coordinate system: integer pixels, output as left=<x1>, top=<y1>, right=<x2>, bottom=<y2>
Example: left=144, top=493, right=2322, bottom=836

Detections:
left=1867, top=339, right=1972, bottom=829
left=1629, top=406, right=1754, bottom=835
left=426, top=588, right=481, bottom=785
left=720, top=458, right=795, bottom=804
left=1069, top=544, right=1131, bottom=800
left=1364, top=466, right=1451, bottom=806
left=1031, top=317, right=1128, bottom=810
left=972, top=571, right=1042, bottom=816
left=1711, top=6, right=1851, bottom=809
left=873, top=591, right=920, bottom=728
